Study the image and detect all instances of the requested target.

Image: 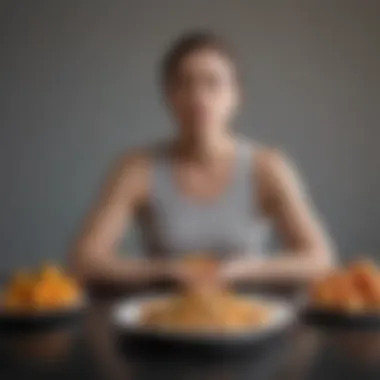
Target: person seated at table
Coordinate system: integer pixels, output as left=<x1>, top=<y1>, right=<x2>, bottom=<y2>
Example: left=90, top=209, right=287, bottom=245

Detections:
left=71, top=32, right=335, bottom=287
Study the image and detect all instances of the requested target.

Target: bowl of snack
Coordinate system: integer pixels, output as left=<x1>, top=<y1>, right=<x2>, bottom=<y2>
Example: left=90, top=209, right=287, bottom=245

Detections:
left=0, top=264, right=85, bottom=331
left=304, top=259, right=380, bottom=328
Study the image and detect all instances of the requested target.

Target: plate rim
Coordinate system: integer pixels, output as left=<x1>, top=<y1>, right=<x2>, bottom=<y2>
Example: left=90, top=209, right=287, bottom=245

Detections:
left=111, top=293, right=296, bottom=342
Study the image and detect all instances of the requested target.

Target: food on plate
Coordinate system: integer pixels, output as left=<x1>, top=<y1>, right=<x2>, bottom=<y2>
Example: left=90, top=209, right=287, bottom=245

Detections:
left=310, top=260, right=380, bottom=312
left=2, top=264, right=81, bottom=311
left=141, top=257, right=272, bottom=332
left=142, top=289, right=271, bottom=332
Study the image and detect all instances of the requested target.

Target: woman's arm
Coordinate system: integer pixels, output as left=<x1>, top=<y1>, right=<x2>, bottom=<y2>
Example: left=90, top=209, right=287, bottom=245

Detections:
left=69, top=151, right=175, bottom=285
left=223, top=148, right=336, bottom=285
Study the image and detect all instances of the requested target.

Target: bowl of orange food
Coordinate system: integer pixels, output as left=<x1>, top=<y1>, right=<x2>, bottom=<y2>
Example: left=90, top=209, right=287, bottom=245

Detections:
left=112, top=290, right=294, bottom=347
left=305, top=260, right=380, bottom=328
left=112, top=257, right=295, bottom=346
left=0, top=264, right=85, bottom=330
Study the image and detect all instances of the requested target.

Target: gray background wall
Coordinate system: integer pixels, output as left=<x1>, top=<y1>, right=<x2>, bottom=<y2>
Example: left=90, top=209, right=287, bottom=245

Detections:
left=0, top=0, right=379, bottom=272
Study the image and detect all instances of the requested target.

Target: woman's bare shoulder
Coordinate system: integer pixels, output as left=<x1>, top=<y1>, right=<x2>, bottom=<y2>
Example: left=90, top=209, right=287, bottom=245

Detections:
left=115, top=141, right=170, bottom=174
left=116, top=148, right=150, bottom=171
left=252, top=144, right=295, bottom=180
left=250, top=144, right=303, bottom=212
left=98, top=143, right=169, bottom=202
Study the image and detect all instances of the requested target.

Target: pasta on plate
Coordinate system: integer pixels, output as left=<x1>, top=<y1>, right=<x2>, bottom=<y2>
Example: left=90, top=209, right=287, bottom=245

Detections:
left=141, top=289, right=271, bottom=332
left=141, top=257, right=272, bottom=332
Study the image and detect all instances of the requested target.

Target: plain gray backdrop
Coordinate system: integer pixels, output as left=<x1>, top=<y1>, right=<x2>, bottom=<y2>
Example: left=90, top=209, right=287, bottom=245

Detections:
left=0, top=0, right=379, bottom=272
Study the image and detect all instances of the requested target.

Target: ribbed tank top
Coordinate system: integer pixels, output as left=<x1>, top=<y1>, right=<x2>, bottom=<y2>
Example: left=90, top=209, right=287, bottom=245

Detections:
left=137, top=139, right=269, bottom=259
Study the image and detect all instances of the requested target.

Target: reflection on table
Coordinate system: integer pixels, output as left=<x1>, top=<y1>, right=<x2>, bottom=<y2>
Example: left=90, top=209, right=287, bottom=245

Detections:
left=0, top=291, right=380, bottom=379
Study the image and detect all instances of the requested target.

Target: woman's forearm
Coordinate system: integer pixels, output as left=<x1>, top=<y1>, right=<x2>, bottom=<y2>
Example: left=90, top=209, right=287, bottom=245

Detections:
left=223, top=252, right=335, bottom=285
left=72, top=254, right=172, bottom=285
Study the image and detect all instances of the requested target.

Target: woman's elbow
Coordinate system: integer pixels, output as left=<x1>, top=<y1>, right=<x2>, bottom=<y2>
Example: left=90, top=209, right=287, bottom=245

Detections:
left=69, top=248, right=102, bottom=284
left=310, top=245, right=336, bottom=278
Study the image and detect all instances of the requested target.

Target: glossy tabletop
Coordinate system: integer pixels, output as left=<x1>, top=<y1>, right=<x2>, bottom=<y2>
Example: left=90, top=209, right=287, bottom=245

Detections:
left=0, top=290, right=380, bottom=380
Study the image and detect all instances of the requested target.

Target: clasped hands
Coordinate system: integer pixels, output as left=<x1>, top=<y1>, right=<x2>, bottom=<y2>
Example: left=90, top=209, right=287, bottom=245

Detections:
left=167, top=256, right=252, bottom=291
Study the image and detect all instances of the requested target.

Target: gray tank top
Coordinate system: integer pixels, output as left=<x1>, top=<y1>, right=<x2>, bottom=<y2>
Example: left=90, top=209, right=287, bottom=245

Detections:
left=137, top=139, right=268, bottom=259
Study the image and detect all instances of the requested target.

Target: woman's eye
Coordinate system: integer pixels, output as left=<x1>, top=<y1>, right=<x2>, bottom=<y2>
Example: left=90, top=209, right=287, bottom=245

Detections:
left=175, top=72, right=226, bottom=93
left=206, top=72, right=230, bottom=90
left=204, top=76, right=219, bottom=89
left=177, top=76, right=193, bottom=91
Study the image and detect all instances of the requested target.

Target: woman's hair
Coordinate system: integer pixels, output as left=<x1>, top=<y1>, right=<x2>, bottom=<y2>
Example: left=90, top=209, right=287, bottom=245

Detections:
left=161, top=31, right=238, bottom=88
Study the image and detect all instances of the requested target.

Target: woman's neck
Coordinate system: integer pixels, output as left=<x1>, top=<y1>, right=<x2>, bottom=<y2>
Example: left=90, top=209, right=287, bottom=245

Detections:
left=174, top=132, right=235, bottom=165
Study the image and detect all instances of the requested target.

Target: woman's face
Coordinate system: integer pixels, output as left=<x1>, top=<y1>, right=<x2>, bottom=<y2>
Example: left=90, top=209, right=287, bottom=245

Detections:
left=166, top=49, right=240, bottom=139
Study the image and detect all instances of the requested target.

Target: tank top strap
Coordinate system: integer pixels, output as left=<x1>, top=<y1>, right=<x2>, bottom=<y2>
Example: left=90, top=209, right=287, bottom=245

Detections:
left=149, top=142, right=175, bottom=203
left=234, top=138, right=254, bottom=181
left=226, top=138, right=259, bottom=213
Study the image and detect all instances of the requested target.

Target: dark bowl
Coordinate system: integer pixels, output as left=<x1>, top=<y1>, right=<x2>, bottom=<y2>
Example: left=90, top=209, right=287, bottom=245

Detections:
left=302, top=306, right=380, bottom=330
left=0, top=300, right=87, bottom=334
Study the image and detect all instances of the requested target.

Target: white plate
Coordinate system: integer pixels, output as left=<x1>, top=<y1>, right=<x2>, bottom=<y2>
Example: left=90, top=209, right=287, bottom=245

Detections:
left=112, top=294, right=296, bottom=344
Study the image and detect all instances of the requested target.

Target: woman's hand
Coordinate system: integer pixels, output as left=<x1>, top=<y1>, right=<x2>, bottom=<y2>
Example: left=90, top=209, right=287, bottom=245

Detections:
left=167, top=258, right=223, bottom=291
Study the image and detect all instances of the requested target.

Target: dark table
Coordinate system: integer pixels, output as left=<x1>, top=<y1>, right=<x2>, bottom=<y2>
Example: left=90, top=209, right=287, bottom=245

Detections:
left=1, top=289, right=380, bottom=380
